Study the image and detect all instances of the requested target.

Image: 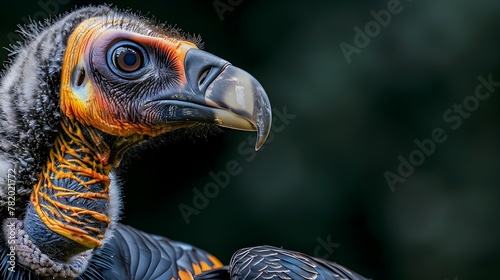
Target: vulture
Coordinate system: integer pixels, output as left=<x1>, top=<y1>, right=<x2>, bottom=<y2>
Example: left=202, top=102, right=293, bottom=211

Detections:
left=0, top=5, right=369, bottom=280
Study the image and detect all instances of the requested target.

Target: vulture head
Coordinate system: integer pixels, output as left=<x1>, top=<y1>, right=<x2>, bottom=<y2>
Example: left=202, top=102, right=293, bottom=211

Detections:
left=0, top=5, right=270, bottom=277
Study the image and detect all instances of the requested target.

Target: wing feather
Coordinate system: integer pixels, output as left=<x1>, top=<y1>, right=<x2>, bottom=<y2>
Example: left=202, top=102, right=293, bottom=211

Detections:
left=226, top=245, right=369, bottom=280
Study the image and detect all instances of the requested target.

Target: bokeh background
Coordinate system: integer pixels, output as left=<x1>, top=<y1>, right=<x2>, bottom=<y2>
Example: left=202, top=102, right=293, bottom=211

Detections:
left=1, top=0, right=500, bottom=279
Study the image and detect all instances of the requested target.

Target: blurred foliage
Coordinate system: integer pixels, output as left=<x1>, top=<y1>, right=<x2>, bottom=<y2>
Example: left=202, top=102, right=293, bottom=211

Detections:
left=1, top=0, right=500, bottom=279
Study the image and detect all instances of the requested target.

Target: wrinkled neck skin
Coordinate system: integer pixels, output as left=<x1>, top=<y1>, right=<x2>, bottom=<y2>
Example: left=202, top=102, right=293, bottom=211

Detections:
left=23, top=116, right=142, bottom=262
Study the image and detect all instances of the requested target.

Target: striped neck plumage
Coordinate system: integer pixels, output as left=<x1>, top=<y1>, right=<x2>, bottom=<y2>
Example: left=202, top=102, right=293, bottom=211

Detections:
left=23, top=116, right=141, bottom=261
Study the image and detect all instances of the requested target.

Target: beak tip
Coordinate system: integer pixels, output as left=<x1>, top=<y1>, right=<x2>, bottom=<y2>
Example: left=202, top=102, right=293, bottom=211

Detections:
left=254, top=110, right=272, bottom=151
left=255, top=139, right=265, bottom=151
left=254, top=87, right=272, bottom=151
left=204, top=64, right=273, bottom=151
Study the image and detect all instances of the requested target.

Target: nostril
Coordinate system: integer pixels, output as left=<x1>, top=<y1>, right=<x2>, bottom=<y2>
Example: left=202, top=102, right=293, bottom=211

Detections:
left=198, top=67, right=211, bottom=88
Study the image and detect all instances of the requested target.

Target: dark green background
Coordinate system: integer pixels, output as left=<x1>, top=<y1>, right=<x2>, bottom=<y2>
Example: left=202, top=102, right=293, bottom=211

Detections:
left=2, top=1, right=500, bottom=279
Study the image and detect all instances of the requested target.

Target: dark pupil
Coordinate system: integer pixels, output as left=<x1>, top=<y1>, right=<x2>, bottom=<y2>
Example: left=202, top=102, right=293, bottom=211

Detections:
left=114, top=47, right=142, bottom=72
left=123, top=52, right=137, bottom=66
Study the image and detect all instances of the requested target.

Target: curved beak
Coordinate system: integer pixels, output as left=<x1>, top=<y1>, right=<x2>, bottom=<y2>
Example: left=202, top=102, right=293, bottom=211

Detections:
left=203, top=63, right=272, bottom=151
left=143, top=48, right=272, bottom=150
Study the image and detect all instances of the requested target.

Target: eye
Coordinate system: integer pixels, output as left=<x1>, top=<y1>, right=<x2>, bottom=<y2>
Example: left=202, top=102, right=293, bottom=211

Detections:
left=114, top=47, right=141, bottom=72
left=107, top=41, right=149, bottom=79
